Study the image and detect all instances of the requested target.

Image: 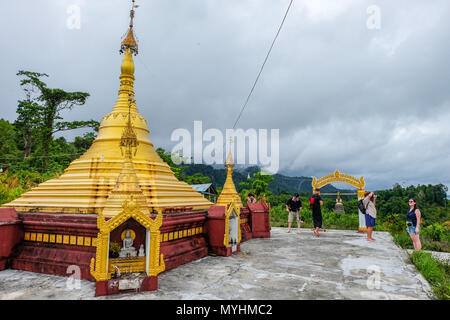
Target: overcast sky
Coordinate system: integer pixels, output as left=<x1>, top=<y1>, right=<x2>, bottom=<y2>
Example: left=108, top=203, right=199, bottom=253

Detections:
left=1, top=0, right=449, bottom=192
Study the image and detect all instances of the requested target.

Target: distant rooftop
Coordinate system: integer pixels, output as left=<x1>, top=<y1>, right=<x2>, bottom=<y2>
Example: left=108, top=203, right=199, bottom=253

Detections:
left=190, top=183, right=213, bottom=193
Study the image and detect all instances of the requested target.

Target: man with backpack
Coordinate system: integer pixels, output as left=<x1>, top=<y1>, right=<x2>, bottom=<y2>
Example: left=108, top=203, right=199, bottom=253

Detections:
left=310, top=188, right=324, bottom=237
left=286, top=193, right=302, bottom=233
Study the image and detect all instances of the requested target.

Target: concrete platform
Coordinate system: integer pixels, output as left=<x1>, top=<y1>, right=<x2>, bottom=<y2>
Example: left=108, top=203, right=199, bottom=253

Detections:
left=0, top=228, right=434, bottom=300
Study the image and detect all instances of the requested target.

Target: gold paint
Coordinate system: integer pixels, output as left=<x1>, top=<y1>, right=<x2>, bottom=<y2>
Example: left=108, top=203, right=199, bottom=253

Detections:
left=84, top=237, right=91, bottom=246
left=30, top=233, right=36, bottom=241
left=56, top=235, right=62, bottom=244
left=63, top=235, right=69, bottom=244
left=217, top=145, right=243, bottom=208
left=90, top=196, right=165, bottom=281
left=169, top=232, right=173, bottom=241
left=108, top=257, right=145, bottom=274
left=49, top=234, right=56, bottom=243
left=223, top=200, right=242, bottom=248
left=24, top=232, right=30, bottom=241
left=3, top=11, right=212, bottom=215
left=77, top=236, right=84, bottom=246
left=312, top=170, right=365, bottom=191
left=120, top=229, right=136, bottom=240
left=43, top=234, right=49, bottom=242
left=70, top=236, right=77, bottom=245
left=36, top=233, right=42, bottom=242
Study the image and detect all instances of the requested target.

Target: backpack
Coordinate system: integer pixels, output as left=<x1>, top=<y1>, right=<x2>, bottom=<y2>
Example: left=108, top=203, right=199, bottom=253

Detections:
left=309, top=196, right=315, bottom=210
left=357, top=199, right=369, bottom=214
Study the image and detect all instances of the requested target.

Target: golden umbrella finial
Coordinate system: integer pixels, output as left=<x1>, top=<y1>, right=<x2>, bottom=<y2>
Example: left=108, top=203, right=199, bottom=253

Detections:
left=120, top=0, right=139, bottom=55
left=225, top=136, right=234, bottom=167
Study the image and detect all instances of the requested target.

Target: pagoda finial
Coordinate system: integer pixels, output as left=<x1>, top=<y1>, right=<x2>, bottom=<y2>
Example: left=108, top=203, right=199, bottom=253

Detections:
left=225, top=136, right=234, bottom=167
left=120, top=0, right=139, bottom=55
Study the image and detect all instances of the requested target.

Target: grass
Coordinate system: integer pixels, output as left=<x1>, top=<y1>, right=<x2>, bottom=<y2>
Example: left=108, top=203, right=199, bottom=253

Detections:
left=410, top=250, right=450, bottom=300
left=270, top=205, right=359, bottom=230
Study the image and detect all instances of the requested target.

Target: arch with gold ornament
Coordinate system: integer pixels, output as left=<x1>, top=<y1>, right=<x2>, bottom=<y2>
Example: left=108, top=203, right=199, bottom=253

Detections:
left=311, top=169, right=367, bottom=232
left=90, top=195, right=165, bottom=282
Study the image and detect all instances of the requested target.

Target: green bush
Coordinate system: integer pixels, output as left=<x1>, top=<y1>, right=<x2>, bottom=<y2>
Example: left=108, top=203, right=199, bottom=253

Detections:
left=410, top=251, right=450, bottom=300
left=392, top=231, right=413, bottom=249
left=109, top=242, right=121, bottom=258
left=422, top=224, right=447, bottom=242
left=383, top=214, right=405, bottom=234
left=269, top=204, right=359, bottom=230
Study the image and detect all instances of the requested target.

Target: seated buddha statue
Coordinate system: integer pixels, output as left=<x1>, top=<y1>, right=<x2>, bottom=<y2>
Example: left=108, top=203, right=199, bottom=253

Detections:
left=119, top=230, right=137, bottom=258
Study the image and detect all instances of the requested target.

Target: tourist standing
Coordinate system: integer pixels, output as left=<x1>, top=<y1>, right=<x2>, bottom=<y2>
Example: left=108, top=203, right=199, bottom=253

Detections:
left=247, top=193, right=256, bottom=204
left=406, top=198, right=422, bottom=251
left=286, top=193, right=302, bottom=234
left=311, top=189, right=323, bottom=237
left=363, top=192, right=377, bottom=242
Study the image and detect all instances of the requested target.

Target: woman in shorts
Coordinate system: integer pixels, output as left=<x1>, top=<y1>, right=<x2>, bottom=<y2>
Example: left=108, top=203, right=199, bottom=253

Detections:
left=406, top=198, right=422, bottom=251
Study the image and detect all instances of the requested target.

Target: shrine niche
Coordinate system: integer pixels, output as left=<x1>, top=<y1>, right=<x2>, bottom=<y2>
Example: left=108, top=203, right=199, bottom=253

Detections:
left=206, top=199, right=242, bottom=257
left=90, top=196, right=165, bottom=296
left=224, top=200, right=242, bottom=253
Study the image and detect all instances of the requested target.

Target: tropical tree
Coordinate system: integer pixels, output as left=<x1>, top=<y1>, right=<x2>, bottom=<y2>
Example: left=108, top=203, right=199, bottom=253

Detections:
left=239, top=171, right=274, bottom=202
left=15, top=70, right=98, bottom=169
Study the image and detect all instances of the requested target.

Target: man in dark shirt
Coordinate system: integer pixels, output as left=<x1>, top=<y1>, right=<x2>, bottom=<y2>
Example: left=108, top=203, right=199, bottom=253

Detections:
left=311, top=188, right=323, bottom=237
left=286, top=193, right=302, bottom=233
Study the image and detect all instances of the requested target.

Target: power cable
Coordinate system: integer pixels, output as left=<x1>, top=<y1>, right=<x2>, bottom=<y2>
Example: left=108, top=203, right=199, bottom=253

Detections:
left=231, top=0, right=295, bottom=129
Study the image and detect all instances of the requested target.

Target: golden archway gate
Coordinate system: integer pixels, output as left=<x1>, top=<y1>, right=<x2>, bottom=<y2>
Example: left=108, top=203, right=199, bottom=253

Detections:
left=311, top=170, right=367, bottom=232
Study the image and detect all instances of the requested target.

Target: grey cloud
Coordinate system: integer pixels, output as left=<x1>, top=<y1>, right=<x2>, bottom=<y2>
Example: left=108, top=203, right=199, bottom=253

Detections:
left=1, top=0, right=449, bottom=191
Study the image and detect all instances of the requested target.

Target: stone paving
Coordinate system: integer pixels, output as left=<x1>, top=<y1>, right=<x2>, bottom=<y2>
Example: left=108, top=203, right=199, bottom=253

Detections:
left=0, top=228, right=434, bottom=300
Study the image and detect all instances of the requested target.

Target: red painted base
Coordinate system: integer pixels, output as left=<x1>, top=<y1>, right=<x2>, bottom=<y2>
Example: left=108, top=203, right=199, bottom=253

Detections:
left=12, top=242, right=96, bottom=281
left=95, top=276, right=158, bottom=297
left=209, top=244, right=240, bottom=257
left=0, top=208, right=24, bottom=271
left=161, top=235, right=208, bottom=271
left=0, top=259, right=7, bottom=271
left=239, top=208, right=252, bottom=242
left=240, top=223, right=253, bottom=242
left=247, top=201, right=271, bottom=239
left=10, top=212, right=97, bottom=280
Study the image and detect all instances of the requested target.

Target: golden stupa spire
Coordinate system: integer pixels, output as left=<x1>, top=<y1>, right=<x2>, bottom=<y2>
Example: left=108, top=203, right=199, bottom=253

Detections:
left=3, top=1, right=212, bottom=215
left=217, top=138, right=243, bottom=208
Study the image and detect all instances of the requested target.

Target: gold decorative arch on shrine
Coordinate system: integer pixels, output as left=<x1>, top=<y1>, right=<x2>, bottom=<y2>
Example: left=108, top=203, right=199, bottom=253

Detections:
left=223, top=199, right=242, bottom=248
left=312, top=170, right=365, bottom=198
left=90, top=196, right=165, bottom=281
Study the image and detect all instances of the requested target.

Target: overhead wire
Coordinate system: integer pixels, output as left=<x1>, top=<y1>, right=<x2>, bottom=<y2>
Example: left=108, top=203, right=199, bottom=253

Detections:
left=231, top=0, right=295, bottom=129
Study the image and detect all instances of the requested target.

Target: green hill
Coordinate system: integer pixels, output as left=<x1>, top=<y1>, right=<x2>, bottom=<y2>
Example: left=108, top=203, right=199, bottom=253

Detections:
left=182, top=164, right=339, bottom=195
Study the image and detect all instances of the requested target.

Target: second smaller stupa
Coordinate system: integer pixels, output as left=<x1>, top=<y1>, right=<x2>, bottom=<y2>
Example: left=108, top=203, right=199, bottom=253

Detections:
left=216, top=140, right=243, bottom=208
left=333, top=193, right=345, bottom=213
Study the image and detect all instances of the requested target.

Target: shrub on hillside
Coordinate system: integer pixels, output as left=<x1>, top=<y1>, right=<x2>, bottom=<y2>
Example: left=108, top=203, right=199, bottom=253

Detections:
left=422, top=224, right=448, bottom=242
left=410, top=251, right=450, bottom=300
left=383, top=214, right=405, bottom=234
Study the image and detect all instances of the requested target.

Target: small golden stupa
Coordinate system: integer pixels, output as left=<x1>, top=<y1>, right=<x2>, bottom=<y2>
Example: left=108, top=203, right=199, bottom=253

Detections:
left=3, top=2, right=212, bottom=215
left=216, top=140, right=243, bottom=208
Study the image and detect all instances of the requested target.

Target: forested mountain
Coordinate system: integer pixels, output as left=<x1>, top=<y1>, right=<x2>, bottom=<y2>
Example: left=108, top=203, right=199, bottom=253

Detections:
left=182, top=163, right=338, bottom=194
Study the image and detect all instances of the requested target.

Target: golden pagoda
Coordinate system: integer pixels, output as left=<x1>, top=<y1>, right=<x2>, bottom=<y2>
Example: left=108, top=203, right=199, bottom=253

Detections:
left=3, top=2, right=212, bottom=215
left=216, top=140, right=243, bottom=208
